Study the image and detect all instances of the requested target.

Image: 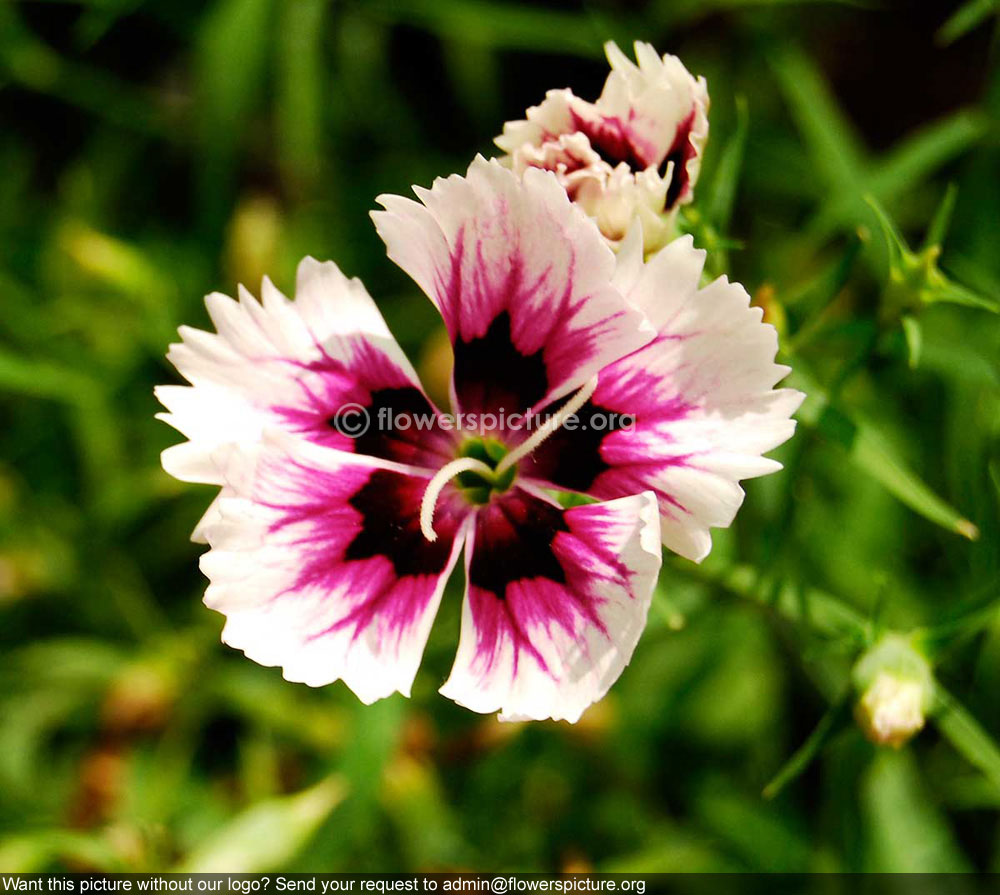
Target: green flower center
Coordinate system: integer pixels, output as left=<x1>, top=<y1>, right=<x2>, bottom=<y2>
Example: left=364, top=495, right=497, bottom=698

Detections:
left=455, top=437, right=517, bottom=504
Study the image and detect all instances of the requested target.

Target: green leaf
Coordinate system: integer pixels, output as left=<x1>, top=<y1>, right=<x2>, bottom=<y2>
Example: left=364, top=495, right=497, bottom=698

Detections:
left=901, top=315, right=922, bottom=368
left=790, top=367, right=980, bottom=540
left=195, top=0, right=275, bottom=223
left=861, top=748, right=971, bottom=872
left=769, top=43, right=867, bottom=192
left=836, top=407, right=978, bottom=539
left=929, top=280, right=1000, bottom=312
left=364, top=0, right=607, bottom=56
left=937, top=0, right=999, bottom=45
left=764, top=692, right=853, bottom=799
left=0, top=4, right=168, bottom=136
left=923, top=183, right=959, bottom=251
left=443, top=38, right=501, bottom=133
left=175, top=775, right=347, bottom=872
left=0, top=348, right=96, bottom=401
left=382, top=756, right=470, bottom=868
left=919, top=591, right=1000, bottom=655
left=695, top=783, right=812, bottom=871
left=276, top=0, right=325, bottom=190
left=0, top=830, right=127, bottom=873
left=865, top=193, right=999, bottom=316
left=864, top=193, right=907, bottom=269
left=933, top=683, right=1000, bottom=793
left=868, top=111, right=986, bottom=203
left=707, top=95, right=749, bottom=232
left=670, top=557, right=868, bottom=642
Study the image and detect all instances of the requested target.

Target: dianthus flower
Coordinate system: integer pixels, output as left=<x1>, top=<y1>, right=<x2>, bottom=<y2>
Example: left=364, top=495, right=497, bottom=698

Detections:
left=158, top=158, right=799, bottom=721
left=496, top=41, right=709, bottom=253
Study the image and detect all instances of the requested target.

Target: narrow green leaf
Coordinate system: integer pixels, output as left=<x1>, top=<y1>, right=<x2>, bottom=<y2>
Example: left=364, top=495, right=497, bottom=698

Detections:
left=364, top=0, right=606, bottom=56
left=869, top=111, right=987, bottom=203
left=195, top=0, right=275, bottom=223
left=0, top=4, right=169, bottom=137
left=929, top=280, right=1000, bottom=312
left=810, top=113, right=984, bottom=247
left=382, top=756, right=470, bottom=868
left=933, top=684, right=1000, bottom=794
left=175, top=775, right=347, bottom=872
left=74, top=0, right=143, bottom=50
left=443, top=39, right=501, bottom=133
left=841, top=411, right=978, bottom=539
left=789, top=367, right=979, bottom=540
left=669, top=557, right=868, bottom=642
left=769, top=43, right=867, bottom=192
left=784, top=242, right=861, bottom=355
left=937, top=0, right=998, bottom=45
left=861, top=749, right=971, bottom=872
left=0, top=830, right=127, bottom=873
left=696, top=785, right=812, bottom=871
left=764, top=692, right=853, bottom=799
left=276, top=0, right=325, bottom=190
left=864, top=193, right=908, bottom=268
left=707, top=95, right=749, bottom=232
left=0, top=348, right=96, bottom=401
left=923, top=183, right=959, bottom=251
left=919, top=591, right=1000, bottom=655
left=902, top=315, right=922, bottom=368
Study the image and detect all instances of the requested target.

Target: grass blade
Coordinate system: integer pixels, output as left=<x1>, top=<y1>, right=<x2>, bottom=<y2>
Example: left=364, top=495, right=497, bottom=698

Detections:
left=933, top=683, right=1000, bottom=793
left=791, top=367, right=980, bottom=540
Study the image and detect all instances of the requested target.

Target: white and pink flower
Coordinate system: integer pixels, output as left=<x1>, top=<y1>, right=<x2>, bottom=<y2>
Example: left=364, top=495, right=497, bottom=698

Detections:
left=497, top=41, right=710, bottom=253
left=157, top=158, right=799, bottom=722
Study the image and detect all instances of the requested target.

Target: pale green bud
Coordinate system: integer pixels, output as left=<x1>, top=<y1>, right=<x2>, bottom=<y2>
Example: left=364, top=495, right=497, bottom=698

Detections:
left=852, top=633, right=934, bottom=748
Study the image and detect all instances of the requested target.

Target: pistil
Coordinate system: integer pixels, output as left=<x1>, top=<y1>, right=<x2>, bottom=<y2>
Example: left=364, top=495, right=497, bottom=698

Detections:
left=420, top=457, right=495, bottom=542
left=419, top=375, right=599, bottom=542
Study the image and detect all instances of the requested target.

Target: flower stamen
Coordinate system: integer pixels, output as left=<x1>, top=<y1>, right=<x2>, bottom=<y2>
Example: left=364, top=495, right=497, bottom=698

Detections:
left=494, top=375, right=599, bottom=476
left=420, top=456, right=496, bottom=542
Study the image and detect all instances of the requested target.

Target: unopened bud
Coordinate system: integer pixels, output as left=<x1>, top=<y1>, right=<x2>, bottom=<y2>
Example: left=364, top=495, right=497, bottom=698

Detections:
left=852, top=633, right=933, bottom=749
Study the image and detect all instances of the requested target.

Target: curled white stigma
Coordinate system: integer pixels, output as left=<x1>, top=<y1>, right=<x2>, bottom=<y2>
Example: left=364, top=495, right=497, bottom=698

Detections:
left=420, top=376, right=600, bottom=542
left=420, top=457, right=495, bottom=542
left=494, top=375, right=599, bottom=476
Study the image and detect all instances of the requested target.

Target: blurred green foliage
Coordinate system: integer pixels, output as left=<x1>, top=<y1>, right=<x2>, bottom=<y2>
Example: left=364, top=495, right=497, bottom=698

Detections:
left=1, top=0, right=999, bottom=874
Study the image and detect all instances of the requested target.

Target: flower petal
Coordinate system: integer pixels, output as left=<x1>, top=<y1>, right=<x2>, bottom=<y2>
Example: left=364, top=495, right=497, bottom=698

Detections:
left=199, top=433, right=467, bottom=702
left=158, top=257, right=453, bottom=486
left=372, top=157, right=652, bottom=422
left=523, top=235, right=804, bottom=562
left=439, top=488, right=661, bottom=723
left=599, top=41, right=709, bottom=208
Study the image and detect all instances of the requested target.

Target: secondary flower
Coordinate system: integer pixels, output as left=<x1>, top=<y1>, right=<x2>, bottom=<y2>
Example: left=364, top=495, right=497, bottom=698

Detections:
left=853, top=633, right=934, bottom=748
left=157, top=157, right=800, bottom=721
left=496, top=41, right=709, bottom=254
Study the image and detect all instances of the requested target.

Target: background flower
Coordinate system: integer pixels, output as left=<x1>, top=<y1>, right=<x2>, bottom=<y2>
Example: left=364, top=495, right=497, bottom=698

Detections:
left=497, top=41, right=709, bottom=253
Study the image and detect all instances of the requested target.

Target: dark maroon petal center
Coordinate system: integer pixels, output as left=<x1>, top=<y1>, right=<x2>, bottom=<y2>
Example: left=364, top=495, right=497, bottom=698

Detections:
left=520, top=399, right=631, bottom=492
left=345, top=469, right=459, bottom=578
left=569, top=109, right=653, bottom=172
left=453, top=310, right=548, bottom=419
left=469, top=492, right=568, bottom=600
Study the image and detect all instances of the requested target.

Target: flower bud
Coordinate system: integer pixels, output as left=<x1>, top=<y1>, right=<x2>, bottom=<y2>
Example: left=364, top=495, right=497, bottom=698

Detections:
left=852, top=633, right=933, bottom=748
